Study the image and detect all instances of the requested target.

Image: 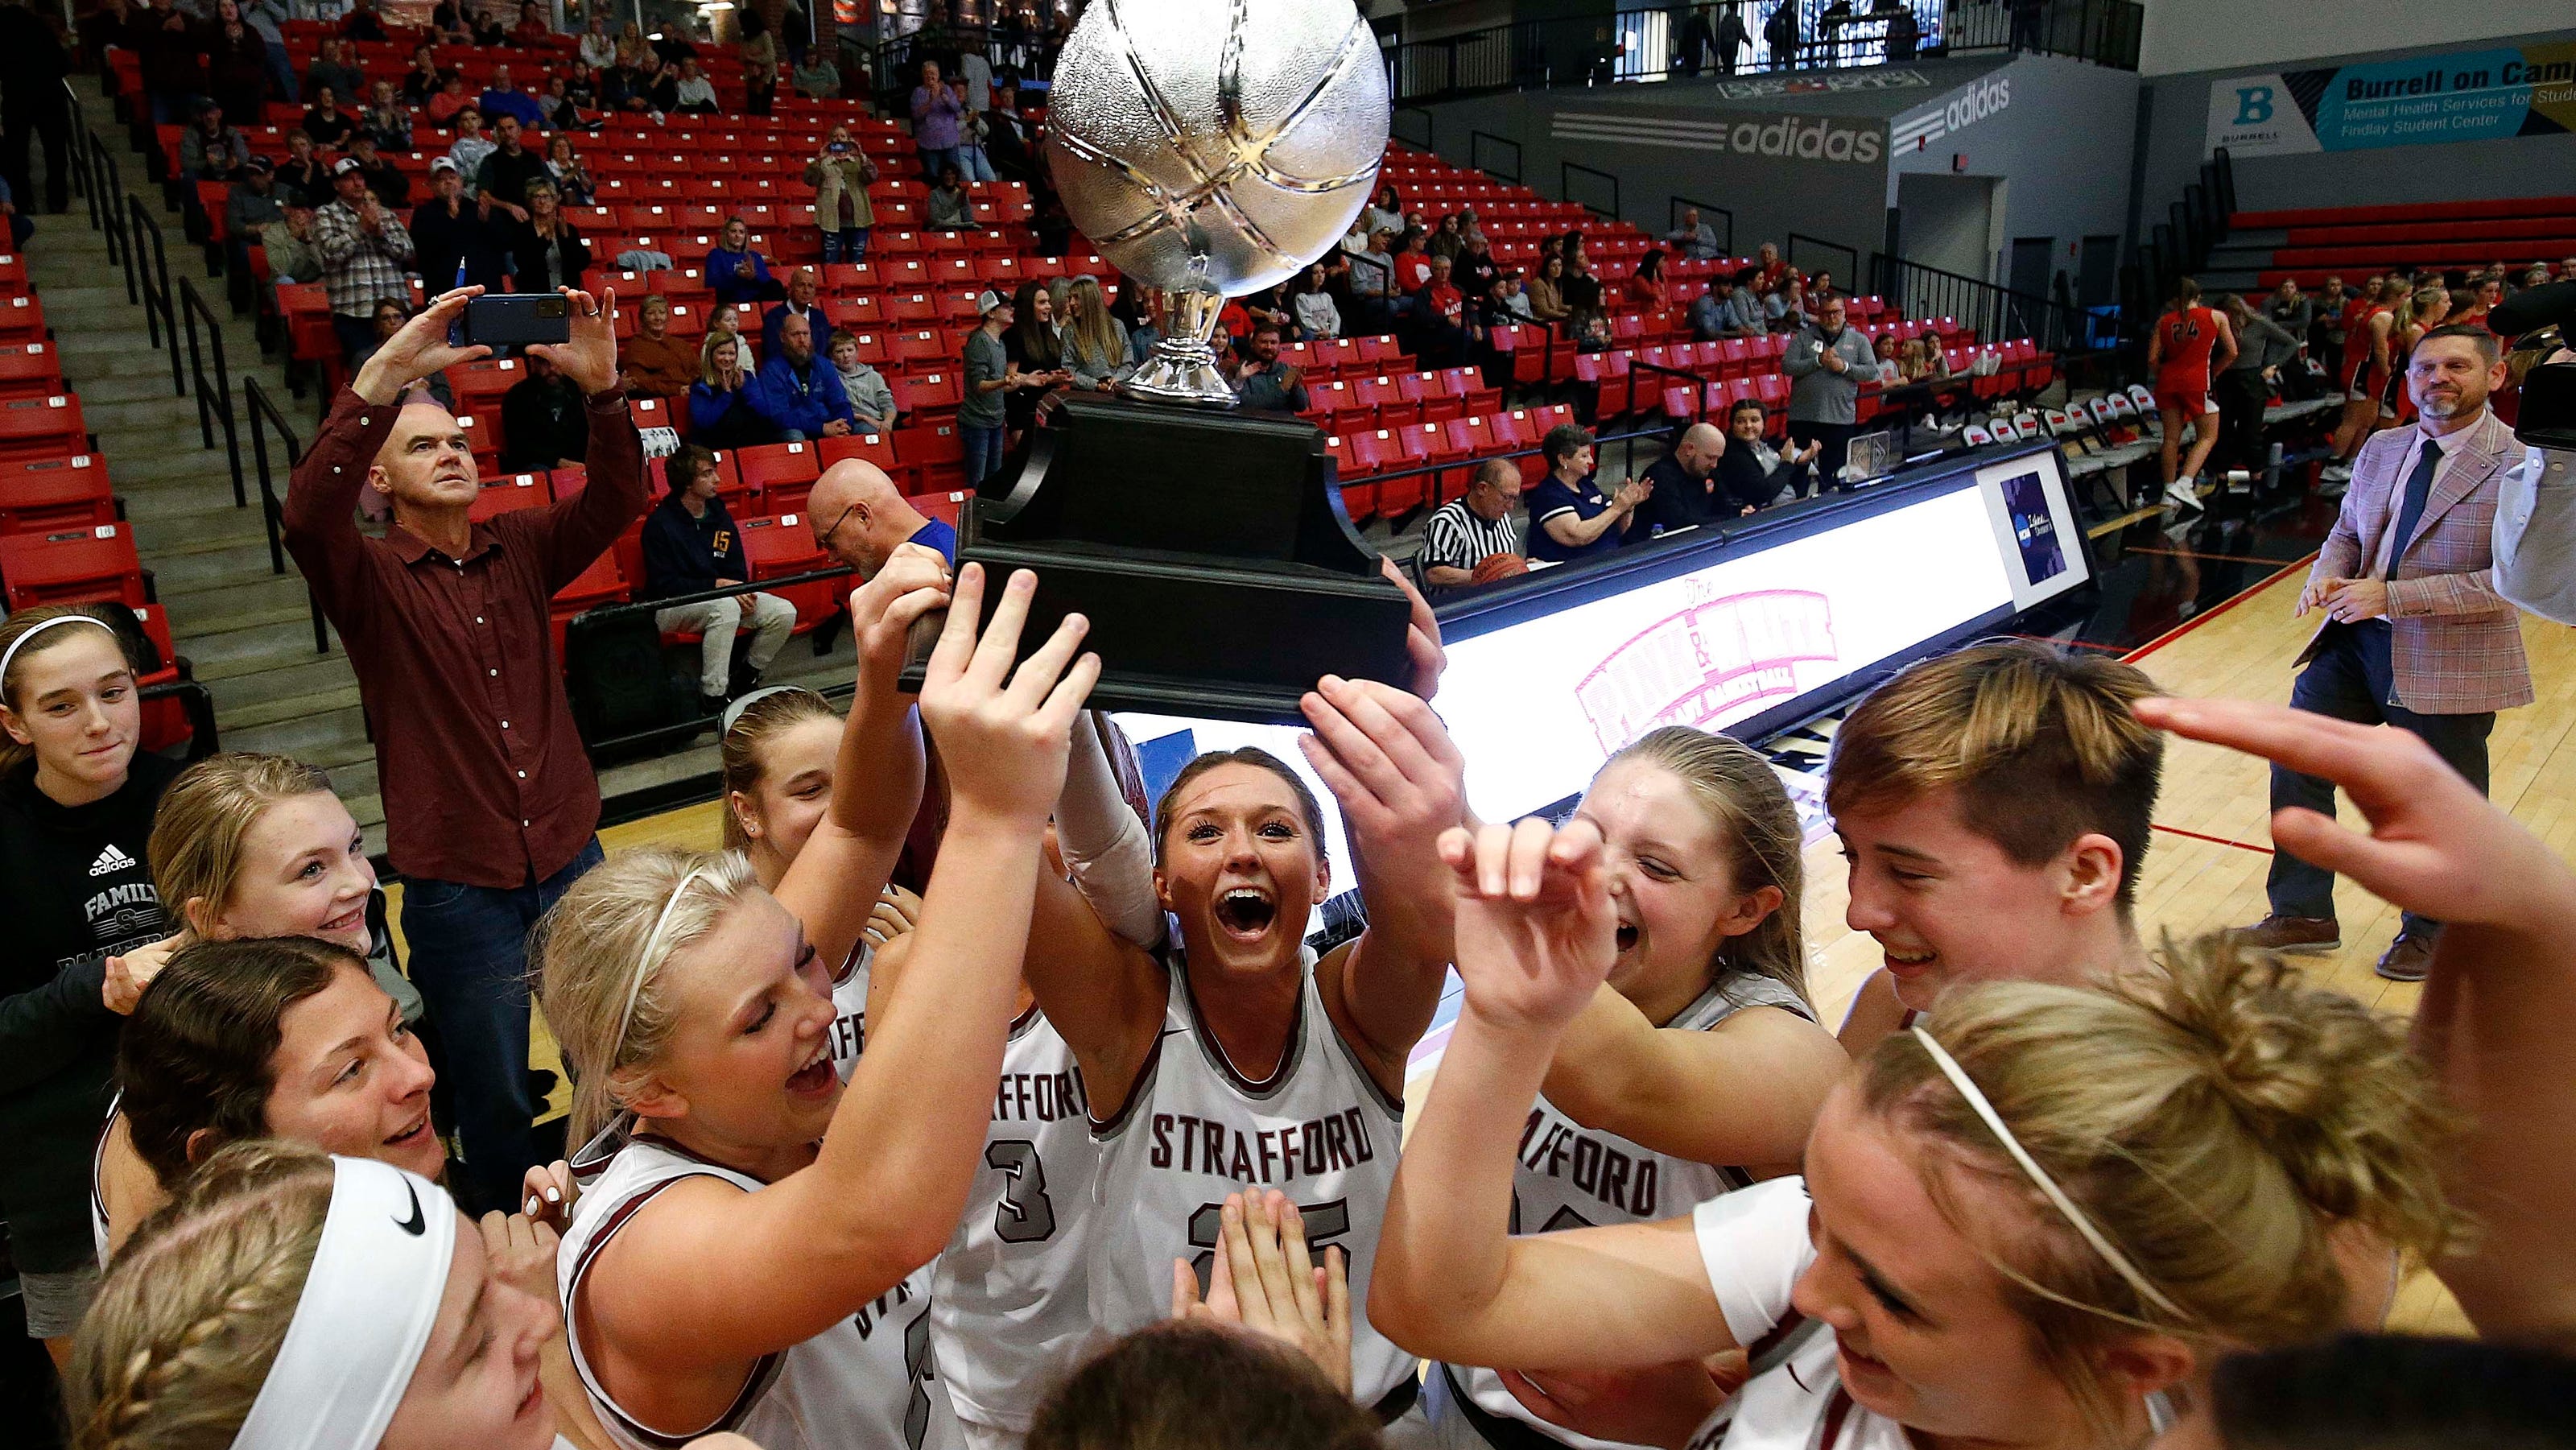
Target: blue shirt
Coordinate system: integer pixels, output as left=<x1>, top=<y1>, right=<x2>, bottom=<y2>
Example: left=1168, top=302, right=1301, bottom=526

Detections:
left=705, top=245, right=774, bottom=304
left=907, top=517, right=957, bottom=563
left=479, top=88, right=547, bottom=130
left=1525, top=474, right=1621, bottom=564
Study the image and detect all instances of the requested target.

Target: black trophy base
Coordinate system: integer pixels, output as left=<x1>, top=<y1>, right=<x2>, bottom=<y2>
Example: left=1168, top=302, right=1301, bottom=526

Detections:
left=898, top=395, right=1414, bottom=725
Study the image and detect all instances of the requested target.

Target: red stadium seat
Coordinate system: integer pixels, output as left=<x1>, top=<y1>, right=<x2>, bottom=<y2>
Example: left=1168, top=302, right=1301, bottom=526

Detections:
left=0, top=394, right=85, bottom=461
left=0, top=454, right=115, bottom=535
left=0, top=521, right=146, bottom=609
left=469, top=473, right=551, bottom=523
left=738, top=513, right=838, bottom=630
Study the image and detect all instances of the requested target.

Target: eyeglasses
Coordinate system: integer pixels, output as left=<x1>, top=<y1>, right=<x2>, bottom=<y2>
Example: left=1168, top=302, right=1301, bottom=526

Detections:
left=815, top=502, right=860, bottom=553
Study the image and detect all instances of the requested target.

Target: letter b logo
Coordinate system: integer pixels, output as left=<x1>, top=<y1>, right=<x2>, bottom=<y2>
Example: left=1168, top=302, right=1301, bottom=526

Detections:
left=2233, top=86, right=2274, bottom=125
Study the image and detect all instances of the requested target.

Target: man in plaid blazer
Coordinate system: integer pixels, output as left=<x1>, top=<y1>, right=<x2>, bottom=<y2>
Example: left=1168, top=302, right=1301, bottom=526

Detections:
left=2238, top=325, right=2533, bottom=981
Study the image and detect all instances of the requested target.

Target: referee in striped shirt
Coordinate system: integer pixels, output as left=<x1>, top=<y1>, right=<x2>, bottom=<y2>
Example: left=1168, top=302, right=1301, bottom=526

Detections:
left=1419, top=458, right=1524, bottom=593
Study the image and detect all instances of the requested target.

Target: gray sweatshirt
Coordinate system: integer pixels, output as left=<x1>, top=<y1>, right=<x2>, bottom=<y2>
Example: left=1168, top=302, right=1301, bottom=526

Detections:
left=1783, top=322, right=1885, bottom=425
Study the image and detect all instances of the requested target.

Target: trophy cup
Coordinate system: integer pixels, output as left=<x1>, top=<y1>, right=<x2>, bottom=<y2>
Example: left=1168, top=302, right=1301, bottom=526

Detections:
left=902, top=0, right=1415, bottom=723
left=1042, top=0, right=1392, bottom=407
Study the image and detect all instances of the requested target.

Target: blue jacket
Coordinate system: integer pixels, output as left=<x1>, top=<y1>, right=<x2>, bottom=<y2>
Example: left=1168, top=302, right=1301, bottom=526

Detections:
left=706, top=245, right=774, bottom=304
left=688, top=379, right=761, bottom=435
left=750, top=353, right=853, bottom=437
left=762, top=301, right=830, bottom=359
left=480, top=88, right=547, bottom=130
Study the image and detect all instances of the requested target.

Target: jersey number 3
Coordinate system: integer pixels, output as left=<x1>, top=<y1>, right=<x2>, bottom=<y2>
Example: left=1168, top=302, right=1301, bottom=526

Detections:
left=987, top=1139, right=1057, bottom=1243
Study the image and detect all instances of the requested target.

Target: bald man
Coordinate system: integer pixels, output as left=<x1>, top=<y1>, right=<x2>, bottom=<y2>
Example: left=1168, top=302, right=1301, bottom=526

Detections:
left=1623, top=421, right=1734, bottom=543
left=281, top=284, right=641, bottom=1215
left=807, top=458, right=957, bottom=578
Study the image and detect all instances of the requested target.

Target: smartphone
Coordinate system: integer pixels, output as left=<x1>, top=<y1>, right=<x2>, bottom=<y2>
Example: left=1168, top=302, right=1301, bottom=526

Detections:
left=460, top=293, right=571, bottom=348
left=828, top=140, right=852, bottom=154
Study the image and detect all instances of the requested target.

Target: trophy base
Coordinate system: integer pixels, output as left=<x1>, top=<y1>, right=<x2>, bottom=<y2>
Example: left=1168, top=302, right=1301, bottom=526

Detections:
left=1121, top=334, right=1237, bottom=408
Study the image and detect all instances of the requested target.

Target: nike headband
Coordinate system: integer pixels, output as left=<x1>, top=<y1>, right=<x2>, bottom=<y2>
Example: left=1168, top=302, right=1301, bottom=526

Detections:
left=233, top=1157, right=458, bottom=1450
left=0, top=613, right=117, bottom=693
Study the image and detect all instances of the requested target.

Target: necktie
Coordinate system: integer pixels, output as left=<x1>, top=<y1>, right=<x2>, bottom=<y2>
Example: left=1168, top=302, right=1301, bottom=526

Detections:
left=2383, top=437, right=2440, bottom=580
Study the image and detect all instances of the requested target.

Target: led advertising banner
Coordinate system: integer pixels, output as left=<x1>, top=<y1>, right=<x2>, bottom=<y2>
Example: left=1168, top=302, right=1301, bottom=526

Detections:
left=2207, top=42, right=2576, bottom=157
left=1119, top=446, right=2077, bottom=862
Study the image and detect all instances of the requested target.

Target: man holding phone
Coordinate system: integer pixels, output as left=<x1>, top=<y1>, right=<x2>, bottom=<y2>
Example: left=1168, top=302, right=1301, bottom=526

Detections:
left=281, top=286, right=644, bottom=1214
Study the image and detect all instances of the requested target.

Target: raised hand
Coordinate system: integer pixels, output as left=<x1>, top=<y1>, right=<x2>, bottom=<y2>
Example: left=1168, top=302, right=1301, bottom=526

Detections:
left=1441, top=817, right=1616, bottom=1034
left=849, top=541, right=952, bottom=679
left=2132, top=695, right=2576, bottom=932
left=526, top=287, right=617, bottom=396
left=351, top=286, right=491, bottom=404
left=1170, top=1189, right=1353, bottom=1395
left=1297, top=674, right=1470, bottom=857
left=916, top=564, right=1100, bottom=828
left=1377, top=556, right=1447, bottom=700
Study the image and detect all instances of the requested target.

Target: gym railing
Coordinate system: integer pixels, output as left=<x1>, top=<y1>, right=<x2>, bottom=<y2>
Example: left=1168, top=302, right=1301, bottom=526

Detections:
left=243, top=375, right=332, bottom=656
left=179, top=277, right=248, bottom=508
left=1469, top=130, right=1522, bottom=184
left=126, top=194, right=185, bottom=399
left=1560, top=160, right=1620, bottom=223
left=1785, top=232, right=1860, bottom=291
left=1391, top=105, right=1436, bottom=152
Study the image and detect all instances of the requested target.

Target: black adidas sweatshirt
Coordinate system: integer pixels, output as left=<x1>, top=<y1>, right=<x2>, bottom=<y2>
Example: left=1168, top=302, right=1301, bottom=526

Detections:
left=0, top=750, right=178, bottom=1271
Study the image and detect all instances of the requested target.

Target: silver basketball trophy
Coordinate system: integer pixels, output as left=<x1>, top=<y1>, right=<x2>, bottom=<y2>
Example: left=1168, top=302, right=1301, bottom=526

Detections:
left=898, top=0, right=1415, bottom=721
left=1043, top=0, right=1390, bottom=406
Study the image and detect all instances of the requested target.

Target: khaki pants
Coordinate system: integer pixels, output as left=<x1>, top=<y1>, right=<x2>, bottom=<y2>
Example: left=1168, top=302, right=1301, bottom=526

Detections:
left=657, top=592, right=798, bottom=696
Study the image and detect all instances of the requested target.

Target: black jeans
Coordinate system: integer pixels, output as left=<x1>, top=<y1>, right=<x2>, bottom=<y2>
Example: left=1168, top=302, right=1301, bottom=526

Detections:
left=1787, top=419, right=1854, bottom=494
left=2268, top=621, right=2492, bottom=937
left=2215, top=368, right=2269, bottom=473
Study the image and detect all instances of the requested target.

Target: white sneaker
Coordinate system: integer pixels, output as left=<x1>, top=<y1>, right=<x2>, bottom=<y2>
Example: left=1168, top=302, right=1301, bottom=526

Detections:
left=2319, top=462, right=2353, bottom=484
left=2164, top=477, right=2202, bottom=512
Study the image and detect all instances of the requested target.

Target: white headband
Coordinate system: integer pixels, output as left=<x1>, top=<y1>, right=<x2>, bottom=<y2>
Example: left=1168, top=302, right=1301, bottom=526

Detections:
left=233, top=1157, right=457, bottom=1450
left=613, top=865, right=716, bottom=1055
left=0, top=613, right=115, bottom=690
left=719, top=684, right=824, bottom=737
left=1908, top=1026, right=2190, bottom=1323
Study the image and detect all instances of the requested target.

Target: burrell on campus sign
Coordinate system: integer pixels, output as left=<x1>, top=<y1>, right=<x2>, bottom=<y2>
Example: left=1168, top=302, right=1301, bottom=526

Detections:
left=2205, top=40, right=2576, bottom=157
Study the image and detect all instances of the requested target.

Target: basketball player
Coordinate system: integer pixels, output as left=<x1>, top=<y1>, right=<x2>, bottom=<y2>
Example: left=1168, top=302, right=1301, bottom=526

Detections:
left=540, top=565, right=1096, bottom=1450
left=2326, top=279, right=2405, bottom=484
left=1421, top=729, right=1847, bottom=1450
left=883, top=712, right=1164, bottom=1450
left=2146, top=277, right=2235, bottom=509
left=1373, top=814, right=2462, bottom=1450
left=1009, top=672, right=1472, bottom=1427
left=1823, top=641, right=2162, bottom=1060
left=68, top=1143, right=568, bottom=1450
left=711, top=540, right=952, bottom=1081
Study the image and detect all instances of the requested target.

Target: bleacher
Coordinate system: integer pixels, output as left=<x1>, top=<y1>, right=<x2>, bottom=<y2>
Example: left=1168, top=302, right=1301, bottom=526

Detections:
left=0, top=246, right=204, bottom=757
left=85, top=12, right=2068, bottom=703
left=2202, top=195, right=2576, bottom=292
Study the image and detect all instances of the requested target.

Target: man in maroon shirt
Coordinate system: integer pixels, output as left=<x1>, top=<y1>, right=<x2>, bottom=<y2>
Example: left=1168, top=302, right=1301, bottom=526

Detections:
left=283, top=283, right=642, bottom=1212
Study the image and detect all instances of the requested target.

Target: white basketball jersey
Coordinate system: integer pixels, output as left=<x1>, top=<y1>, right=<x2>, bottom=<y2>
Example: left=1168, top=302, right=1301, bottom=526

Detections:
left=830, top=942, right=874, bottom=1083
left=929, top=1008, right=1100, bottom=1434
left=562, top=1125, right=965, bottom=1450
left=1088, top=948, right=1415, bottom=1413
left=1450, top=973, right=1814, bottom=1450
